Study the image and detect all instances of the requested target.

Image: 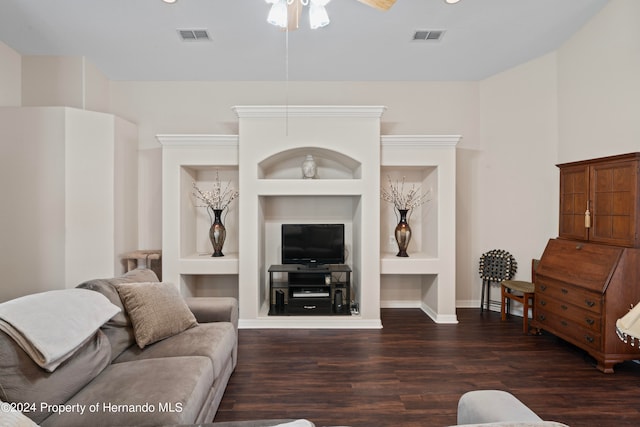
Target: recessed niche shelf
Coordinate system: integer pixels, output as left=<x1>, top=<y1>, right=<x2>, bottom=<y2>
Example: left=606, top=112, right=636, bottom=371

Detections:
left=178, top=253, right=239, bottom=275
left=380, top=165, right=439, bottom=260
left=179, top=165, right=239, bottom=259
left=258, top=147, right=362, bottom=179
left=181, top=274, right=239, bottom=299
left=380, top=253, right=440, bottom=275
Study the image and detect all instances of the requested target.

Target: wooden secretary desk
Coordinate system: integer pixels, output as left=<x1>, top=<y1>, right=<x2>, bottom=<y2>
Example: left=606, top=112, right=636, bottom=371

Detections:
left=532, top=152, right=640, bottom=373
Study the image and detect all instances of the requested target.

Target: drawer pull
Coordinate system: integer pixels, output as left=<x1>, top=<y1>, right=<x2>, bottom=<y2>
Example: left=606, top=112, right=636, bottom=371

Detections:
left=584, top=300, right=596, bottom=308
left=538, top=314, right=546, bottom=321
left=540, top=300, right=547, bottom=306
left=303, top=305, right=317, bottom=310
left=540, top=284, right=547, bottom=291
left=561, top=305, right=568, bottom=311
left=585, top=318, right=595, bottom=326
left=585, top=335, right=594, bottom=343
left=561, top=320, right=568, bottom=327
left=561, top=288, right=568, bottom=295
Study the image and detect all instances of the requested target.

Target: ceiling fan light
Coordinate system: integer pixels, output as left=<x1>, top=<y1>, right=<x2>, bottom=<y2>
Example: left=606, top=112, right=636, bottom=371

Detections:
left=309, top=4, right=330, bottom=29
left=267, top=1, right=288, bottom=28
left=310, top=0, right=331, bottom=6
left=445, top=0, right=461, bottom=4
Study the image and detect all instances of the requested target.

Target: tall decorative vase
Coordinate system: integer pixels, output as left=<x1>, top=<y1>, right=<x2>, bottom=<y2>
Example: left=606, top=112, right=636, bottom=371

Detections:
left=394, top=209, right=412, bottom=257
left=209, top=208, right=226, bottom=257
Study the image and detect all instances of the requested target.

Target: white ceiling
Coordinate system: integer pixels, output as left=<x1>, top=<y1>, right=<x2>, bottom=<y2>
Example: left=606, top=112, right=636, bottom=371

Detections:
left=0, top=0, right=609, bottom=81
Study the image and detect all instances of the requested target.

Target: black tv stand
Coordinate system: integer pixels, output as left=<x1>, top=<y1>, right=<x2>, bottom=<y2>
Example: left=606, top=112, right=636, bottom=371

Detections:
left=268, top=264, right=352, bottom=316
left=297, top=264, right=329, bottom=271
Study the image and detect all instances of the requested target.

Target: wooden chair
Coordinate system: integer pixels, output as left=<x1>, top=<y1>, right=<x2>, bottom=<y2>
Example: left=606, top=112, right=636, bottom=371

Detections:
left=479, top=249, right=517, bottom=312
left=501, top=259, right=538, bottom=334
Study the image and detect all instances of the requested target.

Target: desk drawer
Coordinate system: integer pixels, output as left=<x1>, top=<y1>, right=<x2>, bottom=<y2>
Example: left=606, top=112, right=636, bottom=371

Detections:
left=535, top=297, right=601, bottom=332
left=536, top=276, right=602, bottom=314
left=536, top=308, right=601, bottom=351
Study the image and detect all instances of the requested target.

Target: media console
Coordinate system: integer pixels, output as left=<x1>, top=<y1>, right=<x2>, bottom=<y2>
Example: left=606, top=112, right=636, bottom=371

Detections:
left=268, top=264, right=352, bottom=316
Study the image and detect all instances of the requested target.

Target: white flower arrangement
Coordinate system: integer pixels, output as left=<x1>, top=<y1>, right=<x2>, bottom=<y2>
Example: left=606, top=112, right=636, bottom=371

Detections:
left=192, top=170, right=239, bottom=212
left=381, top=175, right=430, bottom=211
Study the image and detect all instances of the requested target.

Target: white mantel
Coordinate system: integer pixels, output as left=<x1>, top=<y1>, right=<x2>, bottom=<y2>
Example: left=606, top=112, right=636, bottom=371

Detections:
left=158, top=105, right=459, bottom=328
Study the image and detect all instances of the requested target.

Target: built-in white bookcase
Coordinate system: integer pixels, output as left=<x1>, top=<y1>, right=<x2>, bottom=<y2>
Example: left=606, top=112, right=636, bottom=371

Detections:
left=380, top=136, right=459, bottom=324
left=158, top=109, right=459, bottom=327
left=157, top=135, right=239, bottom=297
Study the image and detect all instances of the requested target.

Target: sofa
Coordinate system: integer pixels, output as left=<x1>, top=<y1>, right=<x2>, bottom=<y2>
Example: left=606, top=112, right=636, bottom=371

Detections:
left=0, top=268, right=238, bottom=427
left=455, top=390, right=569, bottom=427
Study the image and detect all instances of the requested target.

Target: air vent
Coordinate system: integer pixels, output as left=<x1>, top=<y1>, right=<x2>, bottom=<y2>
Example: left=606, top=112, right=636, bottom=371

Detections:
left=412, top=30, right=445, bottom=41
left=178, top=29, right=210, bottom=41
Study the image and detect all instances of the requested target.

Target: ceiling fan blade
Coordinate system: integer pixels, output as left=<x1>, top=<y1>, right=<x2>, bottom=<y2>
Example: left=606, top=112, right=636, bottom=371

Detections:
left=356, top=0, right=397, bottom=11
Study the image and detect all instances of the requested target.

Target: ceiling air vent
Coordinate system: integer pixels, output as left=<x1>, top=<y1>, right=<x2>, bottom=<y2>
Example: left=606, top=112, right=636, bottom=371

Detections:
left=412, top=30, right=445, bottom=41
left=178, top=29, right=210, bottom=41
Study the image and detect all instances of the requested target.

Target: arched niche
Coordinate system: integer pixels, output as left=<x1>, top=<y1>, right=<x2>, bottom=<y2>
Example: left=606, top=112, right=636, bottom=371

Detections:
left=258, top=147, right=362, bottom=179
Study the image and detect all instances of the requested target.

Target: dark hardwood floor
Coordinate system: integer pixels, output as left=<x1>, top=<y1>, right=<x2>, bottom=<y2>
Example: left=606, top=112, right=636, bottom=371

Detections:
left=214, top=309, right=640, bottom=427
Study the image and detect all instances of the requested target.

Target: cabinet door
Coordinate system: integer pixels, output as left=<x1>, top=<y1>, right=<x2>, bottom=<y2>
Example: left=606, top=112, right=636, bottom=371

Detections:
left=559, top=165, right=590, bottom=241
left=590, top=160, right=639, bottom=247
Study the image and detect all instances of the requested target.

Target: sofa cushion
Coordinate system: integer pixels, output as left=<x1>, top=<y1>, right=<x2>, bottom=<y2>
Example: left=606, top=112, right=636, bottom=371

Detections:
left=0, top=329, right=111, bottom=424
left=40, top=356, right=214, bottom=427
left=77, top=268, right=160, bottom=358
left=115, top=282, right=198, bottom=349
left=114, top=322, right=236, bottom=379
left=455, top=390, right=569, bottom=427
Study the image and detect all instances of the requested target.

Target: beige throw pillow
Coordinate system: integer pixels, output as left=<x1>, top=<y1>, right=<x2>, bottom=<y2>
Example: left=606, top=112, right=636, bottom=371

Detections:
left=115, top=282, right=197, bottom=349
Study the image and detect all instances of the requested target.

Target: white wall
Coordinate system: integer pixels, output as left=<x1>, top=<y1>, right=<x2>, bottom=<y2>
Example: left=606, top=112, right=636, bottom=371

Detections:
left=457, top=0, right=640, bottom=308
left=4, top=0, right=638, bottom=310
left=0, top=108, right=67, bottom=301
left=22, top=56, right=85, bottom=109
left=557, top=0, right=640, bottom=162
left=0, top=107, right=138, bottom=302
left=0, top=41, right=21, bottom=106
left=459, top=53, right=559, bottom=307
left=109, top=81, right=479, bottom=252
left=21, top=55, right=111, bottom=113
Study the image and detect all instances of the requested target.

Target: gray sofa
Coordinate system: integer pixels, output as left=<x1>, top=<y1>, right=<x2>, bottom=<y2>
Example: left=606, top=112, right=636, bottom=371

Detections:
left=185, top=390, right=568, bottom=427
left=0, top=268, right=238, bottom=427
left=455, top=390, right=568, bottom=427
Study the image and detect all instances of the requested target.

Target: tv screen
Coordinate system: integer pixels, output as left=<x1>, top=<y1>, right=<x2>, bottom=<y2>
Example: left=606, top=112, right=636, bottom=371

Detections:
left=281, top=224, right=345, bottom=266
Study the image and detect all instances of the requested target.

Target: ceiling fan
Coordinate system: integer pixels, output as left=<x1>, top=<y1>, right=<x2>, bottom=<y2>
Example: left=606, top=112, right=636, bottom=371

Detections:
left=356, top=0, right=397, bottom=11
left=266, top=0, right=397, bottom=31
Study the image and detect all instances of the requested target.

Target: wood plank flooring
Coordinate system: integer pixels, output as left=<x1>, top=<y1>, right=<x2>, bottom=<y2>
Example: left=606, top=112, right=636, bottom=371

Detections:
left=214, top=309, right=640, bottom=427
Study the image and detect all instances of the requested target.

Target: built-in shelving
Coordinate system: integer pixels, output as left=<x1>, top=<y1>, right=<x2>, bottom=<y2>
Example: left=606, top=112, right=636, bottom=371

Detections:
left=157, top=134, right=239, bottom=296
left=259, top=147, right=361, bottom=180
left=379, top=135, right=459, bottom=324
left=158, top=112, right=459, bottom=327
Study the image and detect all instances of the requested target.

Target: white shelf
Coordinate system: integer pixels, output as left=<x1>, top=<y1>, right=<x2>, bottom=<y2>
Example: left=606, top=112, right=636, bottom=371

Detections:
left=159, top=127, right=459, bottom=325
left=242, top=304, right=381, bottom=329
left=380, top=253, right=441, bottom=275
left=178, top=253, right=239, bottom=275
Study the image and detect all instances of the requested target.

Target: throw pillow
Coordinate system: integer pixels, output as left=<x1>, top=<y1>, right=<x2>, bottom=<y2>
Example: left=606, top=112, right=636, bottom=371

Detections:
left=115, top=282, right=197, bottom=349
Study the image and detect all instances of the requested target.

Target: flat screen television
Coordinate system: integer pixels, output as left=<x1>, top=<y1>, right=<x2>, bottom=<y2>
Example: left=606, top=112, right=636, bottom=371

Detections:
left=281, top=223, right=345, bottom=266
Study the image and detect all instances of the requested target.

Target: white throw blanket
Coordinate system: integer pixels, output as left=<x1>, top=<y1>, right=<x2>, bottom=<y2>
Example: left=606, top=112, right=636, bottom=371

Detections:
left=0, top=288, right=120, bottom=372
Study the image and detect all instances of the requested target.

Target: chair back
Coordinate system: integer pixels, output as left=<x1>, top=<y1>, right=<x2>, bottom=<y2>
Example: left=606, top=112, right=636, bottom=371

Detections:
left=479, top=249, right=517, bottom=282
